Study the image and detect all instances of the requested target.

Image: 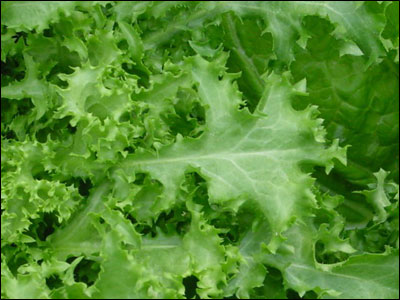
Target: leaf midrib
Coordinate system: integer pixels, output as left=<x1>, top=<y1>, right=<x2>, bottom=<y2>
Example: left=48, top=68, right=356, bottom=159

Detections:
left=289, top=262, right=398, bottom=292
left=125, top=148, right=300, bottom=167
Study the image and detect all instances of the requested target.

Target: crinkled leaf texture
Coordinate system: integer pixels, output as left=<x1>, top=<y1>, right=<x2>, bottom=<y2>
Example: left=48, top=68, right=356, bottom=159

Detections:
left=1, top=1, right=399, bottom=300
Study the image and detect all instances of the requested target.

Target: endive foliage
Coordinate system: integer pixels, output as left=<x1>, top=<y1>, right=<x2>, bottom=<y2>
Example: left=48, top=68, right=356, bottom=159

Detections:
left=1, top=1, right=398, bottom=299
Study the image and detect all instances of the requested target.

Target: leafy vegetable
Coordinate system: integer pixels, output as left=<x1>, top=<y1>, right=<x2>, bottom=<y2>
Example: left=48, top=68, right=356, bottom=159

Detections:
left=1, top=1, right=398, bottom=299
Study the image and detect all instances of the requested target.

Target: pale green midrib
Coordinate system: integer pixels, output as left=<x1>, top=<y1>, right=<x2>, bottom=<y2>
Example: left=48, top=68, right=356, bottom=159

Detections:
left=51, top=245, right=180, bottom=258
left=141, top=244, right=179, bottom=250
left=125, top=148, right=300, bottom=167
left=289, top=262, right=398, bottom=292
left=142, top=1, right=382, bottom=60
left=222, top=14, right=264, bottom=96
left=51, top=182, right=110, bottom=246
left=143, top=5, right=221, bottom=50
left=53, top=243, right=179, bottom=252
left=142, top=2, right=276, bottom=50
left=142, top=2, right=271, bottom=50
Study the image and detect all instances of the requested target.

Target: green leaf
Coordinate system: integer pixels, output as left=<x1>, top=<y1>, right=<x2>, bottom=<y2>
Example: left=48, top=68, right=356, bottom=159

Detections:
left=121, top=55, right=345, bottom=251
left=262, top=223, right=399, bottom=299
left=1, top=1, right=76, bottom=33
left=291, top=18, right=399, bottom=185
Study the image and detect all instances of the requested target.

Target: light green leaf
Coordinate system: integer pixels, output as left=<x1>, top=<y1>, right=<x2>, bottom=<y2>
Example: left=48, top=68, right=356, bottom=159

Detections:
left=1, top=1, right=76, bottom=32
left=121, top=55, right=345, bottom=251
